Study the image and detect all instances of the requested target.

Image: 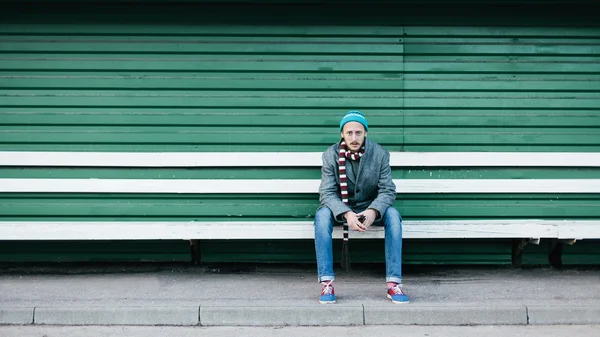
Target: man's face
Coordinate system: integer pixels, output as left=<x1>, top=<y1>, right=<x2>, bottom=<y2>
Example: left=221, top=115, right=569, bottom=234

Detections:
left=341, top=122, right=367, bottom=152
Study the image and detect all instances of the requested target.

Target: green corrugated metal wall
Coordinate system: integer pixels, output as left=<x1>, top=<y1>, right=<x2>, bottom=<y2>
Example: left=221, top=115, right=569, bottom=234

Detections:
left=0, top=1, right=599, bottom=265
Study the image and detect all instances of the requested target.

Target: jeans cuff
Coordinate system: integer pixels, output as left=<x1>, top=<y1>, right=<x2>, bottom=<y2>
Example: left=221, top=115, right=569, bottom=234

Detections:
left=318, top=276, right=335, bottom=283
left=386, top=276, right=402, bottom=284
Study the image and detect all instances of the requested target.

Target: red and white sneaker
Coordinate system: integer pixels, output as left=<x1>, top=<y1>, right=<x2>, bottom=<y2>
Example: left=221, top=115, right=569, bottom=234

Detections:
left=319, top=280, right=336, bottom=304
left=387, top=284, right=409, bottom=304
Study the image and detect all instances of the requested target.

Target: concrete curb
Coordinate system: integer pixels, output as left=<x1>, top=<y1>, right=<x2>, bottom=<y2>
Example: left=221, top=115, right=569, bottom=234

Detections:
left=2, top=304, right=600, bottom=326
left=528, top=305, right=600, bottom=325
left=0, top=307, right=34, bottom=325
left=364, top=305, right=528, bottom=325
left=201, top=305, right=364, bottom=326
left=34, top=306, right=199, bottom=326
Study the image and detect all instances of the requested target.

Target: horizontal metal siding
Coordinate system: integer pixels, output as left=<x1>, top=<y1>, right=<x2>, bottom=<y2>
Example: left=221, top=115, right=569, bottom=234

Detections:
left=402, top=27, right=600, bottom=152
left=1, top=4, right=599, bottom=265
left=0, top=32, right=404, bottom=152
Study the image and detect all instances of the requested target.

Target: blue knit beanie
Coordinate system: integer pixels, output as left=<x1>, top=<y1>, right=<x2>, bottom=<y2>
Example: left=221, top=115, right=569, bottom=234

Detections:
left=340, top=110, right=368, bottom=132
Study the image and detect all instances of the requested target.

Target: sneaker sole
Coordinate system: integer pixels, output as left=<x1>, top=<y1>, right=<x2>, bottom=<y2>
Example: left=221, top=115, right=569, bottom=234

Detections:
left=387, top=294, right=409, bottom=304
left=319, top=300, right=336, bottom=304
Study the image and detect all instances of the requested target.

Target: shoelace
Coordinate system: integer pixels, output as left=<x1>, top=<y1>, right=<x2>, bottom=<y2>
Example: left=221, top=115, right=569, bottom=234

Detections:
left=321, top=281, right=334, bottom=295
left=389, top=284, right=405, bottom=295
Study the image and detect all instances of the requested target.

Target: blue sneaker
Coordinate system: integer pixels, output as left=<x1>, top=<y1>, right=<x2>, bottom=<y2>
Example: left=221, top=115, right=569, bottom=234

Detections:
left=319, top=280, right=336, bottom=304
left=387, top=284, right=409, bottom=304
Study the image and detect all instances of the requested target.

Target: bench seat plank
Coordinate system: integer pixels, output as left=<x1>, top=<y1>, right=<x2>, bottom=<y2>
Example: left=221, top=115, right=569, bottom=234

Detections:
left=0, top=220, right=586, bottom=240
left=557, top=223, right=600, bottom=240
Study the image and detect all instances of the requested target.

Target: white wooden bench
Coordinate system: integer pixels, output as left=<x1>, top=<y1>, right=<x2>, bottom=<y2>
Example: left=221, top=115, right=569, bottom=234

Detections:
left=1, top=151, right=599, bottom=265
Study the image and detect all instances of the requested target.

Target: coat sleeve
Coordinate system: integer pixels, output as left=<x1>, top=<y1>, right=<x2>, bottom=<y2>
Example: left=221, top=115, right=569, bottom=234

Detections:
left=367, top=151, right=397, bottom=220
left=319, top=149, right=352, bottom=220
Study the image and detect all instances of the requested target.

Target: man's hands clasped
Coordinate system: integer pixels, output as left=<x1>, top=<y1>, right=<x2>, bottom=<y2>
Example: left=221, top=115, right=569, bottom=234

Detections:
left=343, top=209, right=377, bottom=232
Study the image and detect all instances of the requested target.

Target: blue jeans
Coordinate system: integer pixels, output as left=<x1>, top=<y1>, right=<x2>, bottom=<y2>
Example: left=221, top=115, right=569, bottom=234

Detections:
left=314, top=206, right=403, bottom=284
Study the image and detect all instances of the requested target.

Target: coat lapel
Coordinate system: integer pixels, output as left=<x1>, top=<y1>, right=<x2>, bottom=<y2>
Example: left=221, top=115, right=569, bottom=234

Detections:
left=345, top=157, right=357, bottom=185
left=355, top=139, right=371, bottom=184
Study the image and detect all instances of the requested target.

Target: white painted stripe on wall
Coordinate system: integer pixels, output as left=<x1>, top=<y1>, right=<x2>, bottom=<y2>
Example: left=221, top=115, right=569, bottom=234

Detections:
left=2, top=178, right=600, bottom=193
left=1, top=151, right=600, bottom=167
left=3, top=219, right=591, bottom=240
left=391, top=152, right=600, bottom=168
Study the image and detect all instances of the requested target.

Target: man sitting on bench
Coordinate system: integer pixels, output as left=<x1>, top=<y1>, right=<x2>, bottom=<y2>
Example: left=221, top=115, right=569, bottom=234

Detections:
left=314, top=110, right=409, bottom=304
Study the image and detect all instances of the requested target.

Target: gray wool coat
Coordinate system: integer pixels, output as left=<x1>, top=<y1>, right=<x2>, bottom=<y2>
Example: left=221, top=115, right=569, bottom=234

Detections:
left=318, top=139, right=397, bottom=222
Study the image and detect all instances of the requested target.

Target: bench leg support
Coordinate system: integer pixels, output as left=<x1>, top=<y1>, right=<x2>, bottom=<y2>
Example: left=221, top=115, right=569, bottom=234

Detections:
left=548, top=239, right=563, bottom=269
left=341, top=242, right=350, bottom=272
left=189, top=239, right=200, bottom=265
left=560, top=239, right=577, bottom=245
left=512, top=239, right=527, bottom=268
left=512, top=238, right=541, bottom=268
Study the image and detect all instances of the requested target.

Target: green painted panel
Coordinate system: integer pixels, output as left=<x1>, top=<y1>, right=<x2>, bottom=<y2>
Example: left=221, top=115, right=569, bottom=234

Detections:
left=3, top=72, right=600, bottom=93
left=2, top=57, right=597, bottom=73
left=403, top=110, right=600, bottom=127
left=404, top=145, right=600, bottom=152
left=520, top=239, right=600, bottom=266
left=518, top=239, right=600, bottom=267
left=3, top=168, right=600, bottom=180
left=0, top=36, right=403, bottom=54
left=561, top=240, right=600, bottom=265
left=1, top=126, right=598, bottom=146
left=2, top=25, right=598, bottom=38
left=0, top=238, right=514, bottom=265
left=403, top=44, right=600, bottom=55
left=199, top=239, right=513, bottom=265
left=0, top=54, right=404, bottom=72
left=403, top=74, right=600, bottom=91
left=0, top=109, right=401, bottom=127
left=403, top=37, right=600, bottom=44
left=403, top=93, right=600, bottom=109
left=3, top=144, right=600, bottom=152
left=0, top=126, right=345, bottom=145
left=5, top=108, right=599, bottom=128
left=404, top=56, right=600, bottom=74
left=402, top=27, right=600, bottom=37
left=2, top=91, right=599, bottom=108
left=1, top=194, right=598, bottom=220
left=0, top=240, right=191, bottom=263
left=403, top=128, right=600, bottom=145
left=0, top=168, right=322, bottom=179
left=0, top=24, right=406, bottom=36
left=0, top=90, right=403, bottom=107
left=521, top=240, right=552, bottom=266
left=0, top=72, right=405, bottom=90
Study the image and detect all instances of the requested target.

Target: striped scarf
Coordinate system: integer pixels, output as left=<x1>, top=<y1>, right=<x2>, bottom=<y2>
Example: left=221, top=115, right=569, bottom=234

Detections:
left=338, top=140, right=365, bottom=271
